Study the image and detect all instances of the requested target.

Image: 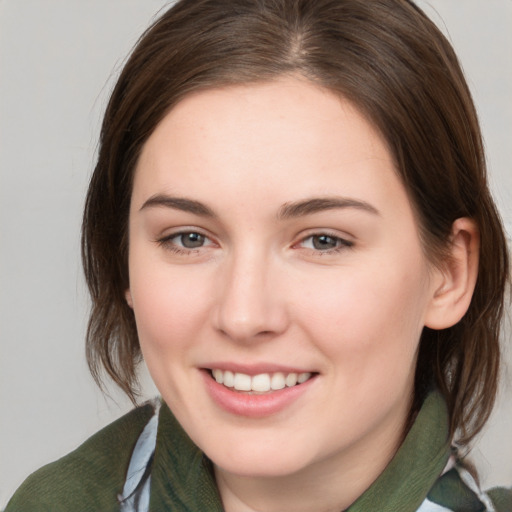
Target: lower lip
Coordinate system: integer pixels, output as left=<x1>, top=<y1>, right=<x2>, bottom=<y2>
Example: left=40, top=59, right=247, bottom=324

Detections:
left=201, top=370, right=316, bottom=418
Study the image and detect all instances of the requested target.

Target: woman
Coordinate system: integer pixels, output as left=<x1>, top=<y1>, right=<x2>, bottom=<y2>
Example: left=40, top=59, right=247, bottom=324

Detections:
left=6, top=0, right=510, bottom=511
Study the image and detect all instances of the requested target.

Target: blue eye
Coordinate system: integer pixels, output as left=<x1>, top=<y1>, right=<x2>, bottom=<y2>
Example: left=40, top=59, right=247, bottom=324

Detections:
left=312, top=235, right=338, bottom=250
left=175, top=232, right=206, bottom=248
left=158, top=231, right=213, bottom=252
left=300, top=234, right=352, bottom=251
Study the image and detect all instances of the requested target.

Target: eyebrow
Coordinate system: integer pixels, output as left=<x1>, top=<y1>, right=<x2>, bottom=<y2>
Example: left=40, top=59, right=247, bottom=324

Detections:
left=139, top=194, right=379, bottom=219
left=277, top=196, right=380, bottom=219
left=140, top=194, right=216, bottom=217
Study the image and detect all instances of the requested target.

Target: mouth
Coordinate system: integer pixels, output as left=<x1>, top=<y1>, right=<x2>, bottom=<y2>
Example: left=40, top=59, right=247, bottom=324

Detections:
left=202, top=366, right=318, bottom=417
left=207, top=369, right=316, bottom=394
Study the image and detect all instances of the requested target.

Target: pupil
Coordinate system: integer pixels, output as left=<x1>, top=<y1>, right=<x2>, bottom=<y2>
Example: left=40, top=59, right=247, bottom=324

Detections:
left=313, top=235, right=337, bottom=250
left=182, top=232, right=204, bottom=248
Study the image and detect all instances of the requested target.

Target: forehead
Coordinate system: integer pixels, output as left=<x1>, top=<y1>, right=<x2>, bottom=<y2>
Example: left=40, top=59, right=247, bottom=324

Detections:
left=132, top=78, right=411, bottom=223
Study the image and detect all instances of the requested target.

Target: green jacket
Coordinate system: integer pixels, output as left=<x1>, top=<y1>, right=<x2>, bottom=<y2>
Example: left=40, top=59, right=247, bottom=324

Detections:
left=6, top=392, right=511, bottom=511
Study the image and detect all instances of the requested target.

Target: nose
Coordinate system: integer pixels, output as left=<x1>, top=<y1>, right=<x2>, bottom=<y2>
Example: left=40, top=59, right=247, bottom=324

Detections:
left=212, top=248, right=289, bottom=342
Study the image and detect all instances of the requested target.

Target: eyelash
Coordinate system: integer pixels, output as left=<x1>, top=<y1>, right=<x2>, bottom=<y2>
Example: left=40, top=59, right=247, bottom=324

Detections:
left=157, top=231, right=214, bottom=255
left=157, top=230, right=353, bottom=256
left=297, top=233, right=354, bottom=254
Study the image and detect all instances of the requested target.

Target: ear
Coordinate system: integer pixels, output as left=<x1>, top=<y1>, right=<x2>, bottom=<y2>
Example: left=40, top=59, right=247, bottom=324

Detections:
left=125, top=289, right=133, bottom=308
left=424, top=218, right=479, bottom=330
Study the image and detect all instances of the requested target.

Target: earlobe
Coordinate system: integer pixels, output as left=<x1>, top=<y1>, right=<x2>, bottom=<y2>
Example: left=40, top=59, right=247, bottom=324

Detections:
left=125, top=289, right=134, bottom=308
left=424, top=218, right=480, bottom=330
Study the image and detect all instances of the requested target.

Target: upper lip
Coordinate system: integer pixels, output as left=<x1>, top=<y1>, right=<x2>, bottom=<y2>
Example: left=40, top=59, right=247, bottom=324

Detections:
left=201, top=362, right=316, bottom=376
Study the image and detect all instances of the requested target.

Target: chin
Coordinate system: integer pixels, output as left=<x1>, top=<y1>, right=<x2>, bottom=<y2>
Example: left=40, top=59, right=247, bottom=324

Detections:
left=205, top=439, right=317, bottom=479
left=215, top=458, right=308, bottom=479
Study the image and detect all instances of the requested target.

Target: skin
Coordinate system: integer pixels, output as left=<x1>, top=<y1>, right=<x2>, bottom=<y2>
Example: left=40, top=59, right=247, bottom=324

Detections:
left=126, top=78, right=478, bottom=512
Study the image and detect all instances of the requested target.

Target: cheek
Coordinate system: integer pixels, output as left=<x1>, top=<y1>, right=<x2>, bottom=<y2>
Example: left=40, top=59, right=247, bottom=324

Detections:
left=294, top=260, right=430, bottom=374
left=128, top=261, right=212, bottom=355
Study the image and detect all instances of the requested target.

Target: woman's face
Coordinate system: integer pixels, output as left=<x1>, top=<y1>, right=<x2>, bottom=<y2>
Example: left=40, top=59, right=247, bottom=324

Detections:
left=126, top=78, right=442, bottom=479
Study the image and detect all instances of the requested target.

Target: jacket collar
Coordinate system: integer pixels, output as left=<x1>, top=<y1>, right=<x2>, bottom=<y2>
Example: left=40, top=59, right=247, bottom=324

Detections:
left=149, top=391, right=450, bottom=511
left=347, top=391, right=450, bottom=511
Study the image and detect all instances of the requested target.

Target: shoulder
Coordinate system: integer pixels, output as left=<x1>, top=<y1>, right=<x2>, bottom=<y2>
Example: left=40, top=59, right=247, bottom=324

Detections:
left=427, top=461, right=512, bottom=512
left=5, top=401, right=157, bottom=512
left=488, top=487, right=512, bottom=512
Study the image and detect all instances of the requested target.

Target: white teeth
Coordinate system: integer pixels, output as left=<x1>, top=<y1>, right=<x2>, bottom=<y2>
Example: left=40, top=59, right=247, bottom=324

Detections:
left=298, top=372, right=311, bottom=384
left=234, top=373, right=252, bottom=391
left=223, top=370, right=234, bottom=388
left=270, top=372, right=286, bottom=390
left=251, top=373, right=271, bottom=392
left=213, top=369, right=223, bottom=384
left=285, top=372, right=298, bottom=387
left=212, top=369, right=313, bottom=392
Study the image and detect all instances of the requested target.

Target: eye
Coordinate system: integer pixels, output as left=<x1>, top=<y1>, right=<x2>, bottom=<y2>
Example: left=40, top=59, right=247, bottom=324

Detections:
left=174, top=232, right=207, bottom=249
left=158, top=230, right=215, bottom=252
left=299, top=233, right=353, bottom=252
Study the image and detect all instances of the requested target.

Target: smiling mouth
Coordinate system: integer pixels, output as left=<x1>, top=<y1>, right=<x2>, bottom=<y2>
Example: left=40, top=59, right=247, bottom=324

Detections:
left=208, top=369, right=315, bottom=394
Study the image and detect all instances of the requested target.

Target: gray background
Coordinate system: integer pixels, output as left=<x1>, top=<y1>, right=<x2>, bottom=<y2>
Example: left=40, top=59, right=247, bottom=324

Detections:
left=1, top=1, right=511, bottom=507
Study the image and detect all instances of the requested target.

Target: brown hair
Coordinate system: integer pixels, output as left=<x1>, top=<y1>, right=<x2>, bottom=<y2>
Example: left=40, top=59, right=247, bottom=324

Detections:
left=82, top=0, right=510, bottom=447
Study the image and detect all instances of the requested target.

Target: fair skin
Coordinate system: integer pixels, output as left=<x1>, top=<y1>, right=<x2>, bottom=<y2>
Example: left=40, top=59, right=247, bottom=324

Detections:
left=126, top=78, right=478, bottom=512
